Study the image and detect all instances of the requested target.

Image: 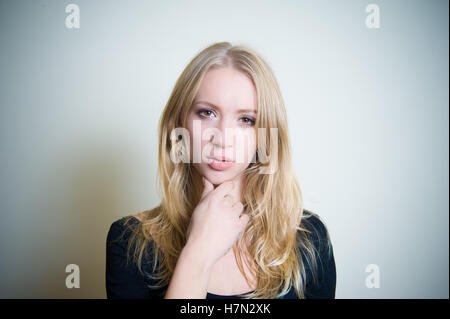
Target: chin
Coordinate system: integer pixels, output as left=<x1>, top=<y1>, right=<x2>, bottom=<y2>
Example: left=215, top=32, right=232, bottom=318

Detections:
left=196, top=164, right=243, bottom=185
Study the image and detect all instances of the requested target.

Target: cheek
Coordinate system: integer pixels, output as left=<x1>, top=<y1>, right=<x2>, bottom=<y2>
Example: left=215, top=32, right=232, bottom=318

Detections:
left=235, top=129, right=257, bottom=163
left=184, top=116, right=200, bottom=160
left=185, top=123, right=214, bottom=163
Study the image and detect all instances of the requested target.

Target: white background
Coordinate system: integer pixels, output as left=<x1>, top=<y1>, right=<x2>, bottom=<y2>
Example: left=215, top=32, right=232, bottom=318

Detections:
left=0, top=0, right=448, bottom=298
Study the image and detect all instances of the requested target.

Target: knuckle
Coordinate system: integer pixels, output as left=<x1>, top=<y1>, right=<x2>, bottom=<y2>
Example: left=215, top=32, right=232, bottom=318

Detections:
left=224, top=196, right=234, bottom=205
left=241, top=214, right=249, bottom=224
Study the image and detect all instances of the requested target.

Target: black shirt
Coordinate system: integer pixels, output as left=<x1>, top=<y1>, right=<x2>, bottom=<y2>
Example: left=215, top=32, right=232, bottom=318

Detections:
left=106, top=211, right=336, bottom=299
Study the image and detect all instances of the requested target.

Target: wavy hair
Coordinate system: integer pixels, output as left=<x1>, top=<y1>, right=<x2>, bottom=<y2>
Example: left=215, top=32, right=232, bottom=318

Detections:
left=121, top=42, right=331, bottom=299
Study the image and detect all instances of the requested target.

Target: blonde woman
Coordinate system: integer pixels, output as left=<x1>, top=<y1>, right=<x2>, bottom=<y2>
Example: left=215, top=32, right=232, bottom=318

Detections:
left=106, top=42, right=336, bottom=299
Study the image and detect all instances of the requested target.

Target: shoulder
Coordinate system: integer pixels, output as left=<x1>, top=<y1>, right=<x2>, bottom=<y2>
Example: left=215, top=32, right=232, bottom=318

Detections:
left=298, top=210, right=337, bottom=298
left=298, top=209, right=333, bottom=256
left=105, top=214, right=161, bottom=299
left=106, top=211, right=160, bottom=253
left=301, top=209, right=329, bottom=233
left=108, top=215, right=140, bottom=233
left=106, top=215, right=141, bottom=247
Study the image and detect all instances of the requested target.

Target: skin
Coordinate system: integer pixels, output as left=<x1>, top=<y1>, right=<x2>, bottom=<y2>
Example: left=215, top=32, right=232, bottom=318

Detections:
left=185, top=66, right=258, bottom=205
left=164, top=66, right=259, bottom=298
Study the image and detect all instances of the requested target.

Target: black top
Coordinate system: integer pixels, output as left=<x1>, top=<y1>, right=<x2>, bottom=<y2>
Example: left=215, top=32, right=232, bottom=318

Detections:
left=106, top=211, right=336, bottom=299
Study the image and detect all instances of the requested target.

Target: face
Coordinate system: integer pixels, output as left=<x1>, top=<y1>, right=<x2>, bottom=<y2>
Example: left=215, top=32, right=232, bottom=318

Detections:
left=185, top=66, right=258, bottom=186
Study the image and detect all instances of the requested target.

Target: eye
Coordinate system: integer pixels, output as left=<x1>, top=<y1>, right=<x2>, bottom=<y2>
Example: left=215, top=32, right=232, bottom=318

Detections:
left=197, top=109, right=215, bottom=119
left=240, top=117, right=256, bottom=126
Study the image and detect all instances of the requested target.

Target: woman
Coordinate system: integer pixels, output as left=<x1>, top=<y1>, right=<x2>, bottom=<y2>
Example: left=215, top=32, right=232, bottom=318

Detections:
left=106, top=42, right=336, bottom=299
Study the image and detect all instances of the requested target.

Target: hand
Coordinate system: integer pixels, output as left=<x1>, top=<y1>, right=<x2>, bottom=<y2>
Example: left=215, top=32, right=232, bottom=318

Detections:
left=185, top=177, right=250, bottom=266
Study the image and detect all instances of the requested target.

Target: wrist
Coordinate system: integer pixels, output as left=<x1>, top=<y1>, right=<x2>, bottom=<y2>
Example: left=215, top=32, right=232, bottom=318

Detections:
left=181, top=242, right=215, bottom=274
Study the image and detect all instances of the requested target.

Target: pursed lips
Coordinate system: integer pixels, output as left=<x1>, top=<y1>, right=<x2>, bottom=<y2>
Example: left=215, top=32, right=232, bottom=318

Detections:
left=208, top=155, right=234, bottom=162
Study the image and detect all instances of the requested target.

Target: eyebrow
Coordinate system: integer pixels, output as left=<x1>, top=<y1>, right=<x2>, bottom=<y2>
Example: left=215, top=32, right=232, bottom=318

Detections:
left=193, top=101, right=257, bottom=114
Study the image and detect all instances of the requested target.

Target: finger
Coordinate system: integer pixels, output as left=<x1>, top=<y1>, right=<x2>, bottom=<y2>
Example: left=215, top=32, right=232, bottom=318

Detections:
left=223, top=194, right=235, bottom=206
left=213, top=180, right=235, bottom=199
left=232, top=201, right=244, bottom=215
left=238, top=213, right=250, bottom=228
left=201, top=177, right=214, bottom=200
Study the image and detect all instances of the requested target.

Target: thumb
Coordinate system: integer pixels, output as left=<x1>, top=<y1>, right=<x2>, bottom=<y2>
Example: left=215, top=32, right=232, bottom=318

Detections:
left=201, top=177, right=214, bottom=199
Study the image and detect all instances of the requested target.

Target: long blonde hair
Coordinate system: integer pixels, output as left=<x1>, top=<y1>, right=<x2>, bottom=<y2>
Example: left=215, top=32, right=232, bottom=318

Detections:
left=122, top=42, right=331, bottom=298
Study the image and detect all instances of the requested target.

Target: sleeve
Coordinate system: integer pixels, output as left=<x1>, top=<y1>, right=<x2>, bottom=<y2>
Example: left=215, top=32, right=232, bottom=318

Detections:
left=105, top=218, right=158, bottom=299
left=303, top=214, right=337, bottom=299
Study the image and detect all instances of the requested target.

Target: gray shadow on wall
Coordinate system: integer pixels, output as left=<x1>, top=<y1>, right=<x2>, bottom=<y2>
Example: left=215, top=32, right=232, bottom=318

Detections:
left=27, top=140, right=156, bottom=298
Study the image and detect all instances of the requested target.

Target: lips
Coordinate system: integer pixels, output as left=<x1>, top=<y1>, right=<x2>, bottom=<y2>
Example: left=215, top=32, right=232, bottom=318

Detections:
left=208, top=155, right=234, bottom=163
left=206, top=155, right=235, bottom=171
left=208, top=159, right=235, bottom=171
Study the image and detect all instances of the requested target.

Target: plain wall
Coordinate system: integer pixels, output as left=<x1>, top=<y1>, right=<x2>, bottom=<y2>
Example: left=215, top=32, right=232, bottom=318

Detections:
left=0, top=0, right=448, bottom=298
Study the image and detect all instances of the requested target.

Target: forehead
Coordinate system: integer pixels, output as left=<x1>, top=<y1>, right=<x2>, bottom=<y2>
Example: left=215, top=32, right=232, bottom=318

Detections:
left=193, top=67, right=257, bottom=112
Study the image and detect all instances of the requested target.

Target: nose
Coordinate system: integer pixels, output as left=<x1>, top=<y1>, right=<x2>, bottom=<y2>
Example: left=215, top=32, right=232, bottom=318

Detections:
left=210, top=115, right=235, bottom=149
